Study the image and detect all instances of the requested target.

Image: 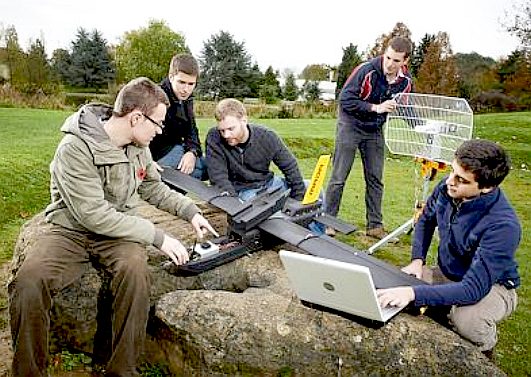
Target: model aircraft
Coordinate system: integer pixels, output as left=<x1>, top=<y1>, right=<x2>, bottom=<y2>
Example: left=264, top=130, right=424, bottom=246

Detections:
left=159, top=167, right=425, bottom=289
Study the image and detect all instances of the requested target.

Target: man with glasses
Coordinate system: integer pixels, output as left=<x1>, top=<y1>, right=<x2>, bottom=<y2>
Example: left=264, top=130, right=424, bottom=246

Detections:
left=149, top=53, right=207, bottom=180
left=9, top=77, right=218, bottom=376
left=142, top=112, right=166, bottom=131
left=377, top=139, right=521, bottom=360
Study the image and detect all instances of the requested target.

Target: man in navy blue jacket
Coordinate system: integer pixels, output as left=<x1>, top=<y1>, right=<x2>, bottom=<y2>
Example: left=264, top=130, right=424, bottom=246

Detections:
left=324, top=37, right=413, bottom=240
left=377, top=139, right=520, bottom=358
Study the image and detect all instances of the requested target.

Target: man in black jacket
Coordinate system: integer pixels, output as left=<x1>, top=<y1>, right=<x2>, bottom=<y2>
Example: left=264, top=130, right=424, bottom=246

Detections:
left=149, top=54, right=207, bottom=180
left=206, top=98, right=306, bottom=202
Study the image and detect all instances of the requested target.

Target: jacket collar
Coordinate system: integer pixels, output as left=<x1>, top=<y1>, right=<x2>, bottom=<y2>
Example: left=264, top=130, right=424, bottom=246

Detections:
left=442, top=182, right=500, bottom=214
left=65, top=104, right=144, bottom=165
left=371, top=56, right=385, bottom=76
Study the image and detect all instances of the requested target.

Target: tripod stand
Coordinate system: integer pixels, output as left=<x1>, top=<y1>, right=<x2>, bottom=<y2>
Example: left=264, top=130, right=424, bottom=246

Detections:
left=367, top=158, right=446, bottom=254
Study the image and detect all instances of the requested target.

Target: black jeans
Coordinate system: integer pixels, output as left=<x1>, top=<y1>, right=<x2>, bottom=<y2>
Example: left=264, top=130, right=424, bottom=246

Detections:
left=9, top=226, right=150, bottom=377
left=325, top=117, right=385, bottom=229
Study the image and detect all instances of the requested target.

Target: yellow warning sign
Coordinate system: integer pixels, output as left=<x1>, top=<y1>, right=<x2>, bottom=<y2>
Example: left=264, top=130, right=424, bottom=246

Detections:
left=302, top=154, right=331, bottom=205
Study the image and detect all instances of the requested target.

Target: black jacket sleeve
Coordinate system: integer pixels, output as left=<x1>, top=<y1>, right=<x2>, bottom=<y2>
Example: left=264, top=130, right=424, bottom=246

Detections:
left=183, top=101, right=202, bottom=157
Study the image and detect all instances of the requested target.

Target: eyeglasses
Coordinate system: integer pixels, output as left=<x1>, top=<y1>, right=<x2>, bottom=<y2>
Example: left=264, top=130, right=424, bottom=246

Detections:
left=142, top=113, right=165, bottom=130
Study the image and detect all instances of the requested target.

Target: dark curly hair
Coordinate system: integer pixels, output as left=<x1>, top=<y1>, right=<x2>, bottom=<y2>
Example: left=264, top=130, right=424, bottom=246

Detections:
left=455, top=139, right=511, bottom=189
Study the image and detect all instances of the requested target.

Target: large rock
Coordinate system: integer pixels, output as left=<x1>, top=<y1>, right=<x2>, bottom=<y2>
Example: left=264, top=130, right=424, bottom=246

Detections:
left=11, top=202, right=504, bottom=376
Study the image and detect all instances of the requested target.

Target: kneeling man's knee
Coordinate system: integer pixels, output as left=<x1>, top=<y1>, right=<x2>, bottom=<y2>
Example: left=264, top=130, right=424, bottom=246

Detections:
left=450, top=306, right=496, bottom=351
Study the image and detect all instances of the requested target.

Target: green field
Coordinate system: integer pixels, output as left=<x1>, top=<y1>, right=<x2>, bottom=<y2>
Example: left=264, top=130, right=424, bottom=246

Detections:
left=0, top=108, right=529, bottom=375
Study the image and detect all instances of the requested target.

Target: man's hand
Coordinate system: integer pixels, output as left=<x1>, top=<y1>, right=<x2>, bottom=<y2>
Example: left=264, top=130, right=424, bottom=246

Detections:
left=374, top=99, right=397, bottom=113
left=190, top=213, right=219, bottom=240
left=160, top=235, right=189, bottom=266
left=401, top=259, right=424, bottom=279
left=376, top=287, right=415, bottom=308
left=178, top=151, right=197, bottom=175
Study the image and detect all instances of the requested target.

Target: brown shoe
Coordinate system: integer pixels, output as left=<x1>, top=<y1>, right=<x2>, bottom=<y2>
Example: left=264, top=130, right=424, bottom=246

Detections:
left=366, top=227, right=399, bottom=243
left=325, top=227, right=336, bottom=237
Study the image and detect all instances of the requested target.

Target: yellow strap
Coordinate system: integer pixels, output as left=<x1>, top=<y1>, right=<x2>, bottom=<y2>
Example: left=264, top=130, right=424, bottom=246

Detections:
left=302, top=154, right=331, bottom=205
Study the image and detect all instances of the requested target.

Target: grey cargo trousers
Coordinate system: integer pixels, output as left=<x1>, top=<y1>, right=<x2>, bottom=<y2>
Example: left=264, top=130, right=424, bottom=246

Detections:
left=424, top=266, right=518, bottom=351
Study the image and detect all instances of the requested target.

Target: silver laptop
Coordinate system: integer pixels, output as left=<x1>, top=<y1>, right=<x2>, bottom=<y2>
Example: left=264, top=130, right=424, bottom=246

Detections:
left=279, top=250, right=405, bottom=323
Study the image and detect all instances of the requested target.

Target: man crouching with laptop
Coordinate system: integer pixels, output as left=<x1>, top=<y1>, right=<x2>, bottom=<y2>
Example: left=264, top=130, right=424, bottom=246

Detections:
left=377, top=139, right=521, bottom=361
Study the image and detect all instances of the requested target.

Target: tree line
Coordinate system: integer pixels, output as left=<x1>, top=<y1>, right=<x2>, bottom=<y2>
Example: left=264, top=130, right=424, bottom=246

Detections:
left=0, top=10, right=529, bottom=112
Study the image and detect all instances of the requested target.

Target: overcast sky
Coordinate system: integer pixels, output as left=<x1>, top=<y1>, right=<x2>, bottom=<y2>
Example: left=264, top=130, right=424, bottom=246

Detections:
left=2, top=0, right=521, bottom=74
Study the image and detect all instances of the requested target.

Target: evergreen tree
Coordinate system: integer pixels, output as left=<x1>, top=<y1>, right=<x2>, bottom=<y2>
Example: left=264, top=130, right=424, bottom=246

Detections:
left=497, top=50, right=526, bottom=83
left=26, top=38, right=54, bottom=92
left=410, top=34, right=435, bottom=78
left=263, top=66, right=281, bottom=92
left=50, top=48, right=72, bottom=84
left=302, top=80, right=320, bottom=103
left=335, top=43, right=363, bottom=98
left=115, top=20, right=187, bottom=83
left=259, top=85, right=279, bottom=104
left=259, top=65, right=281, bottom=102
left=90, top=30, right=115, bottom=87
left=247, top=63, right=264, bottom=98
left=68, top=28, right=115, bottom=88
left=197, top=31, right=253, bottom=100
left=67, top=28, right=90, bottom=87
left=282, top=72, right=299, bottom=101
left=502, top=54, right=531, bottom=108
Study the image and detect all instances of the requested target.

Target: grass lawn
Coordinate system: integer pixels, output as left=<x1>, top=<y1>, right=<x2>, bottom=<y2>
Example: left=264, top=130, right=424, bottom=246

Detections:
left=0, top=108, right=529, bottom=375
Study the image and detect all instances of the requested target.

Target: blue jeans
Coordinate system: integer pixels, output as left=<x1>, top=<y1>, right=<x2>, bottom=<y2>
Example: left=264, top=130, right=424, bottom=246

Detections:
left=237, top=176, right=288, bottom=202
left=157, top=144, right=207, bottom=180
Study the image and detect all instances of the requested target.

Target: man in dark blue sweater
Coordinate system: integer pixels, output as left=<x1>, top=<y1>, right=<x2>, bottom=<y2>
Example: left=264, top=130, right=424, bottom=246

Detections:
left=324, top=37, right=413, bottom=240
left=377, top=139, right=520, bottom=358
left=206, top=98, right=306, bottom=202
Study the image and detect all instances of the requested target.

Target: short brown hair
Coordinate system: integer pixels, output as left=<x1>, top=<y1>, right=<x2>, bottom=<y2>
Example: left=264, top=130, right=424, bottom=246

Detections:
left=113, top=77, right=169, bottom=117
left=388, top=37, right=413, bottom=59
left=169, top=54, right=199, bottom=77
left=215, top=98, right=247, bottom=121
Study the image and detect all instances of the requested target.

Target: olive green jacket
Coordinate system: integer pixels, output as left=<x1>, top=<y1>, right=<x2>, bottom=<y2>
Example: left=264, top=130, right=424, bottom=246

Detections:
left=45, top=104, right=200, bottom=247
